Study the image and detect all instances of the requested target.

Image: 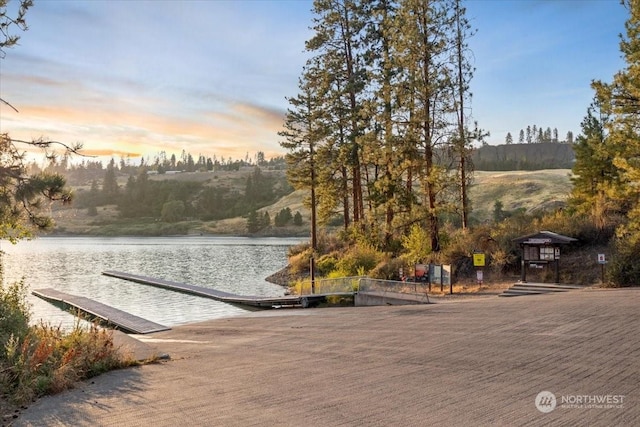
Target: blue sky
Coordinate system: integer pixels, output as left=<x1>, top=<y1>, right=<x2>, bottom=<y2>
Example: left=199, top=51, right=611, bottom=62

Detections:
left=0, top=0, right=629, bottom=164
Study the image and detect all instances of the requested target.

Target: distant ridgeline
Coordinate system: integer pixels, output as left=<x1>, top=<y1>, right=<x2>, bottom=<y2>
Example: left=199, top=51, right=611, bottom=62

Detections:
left=471, top=143, right=575, bottom=171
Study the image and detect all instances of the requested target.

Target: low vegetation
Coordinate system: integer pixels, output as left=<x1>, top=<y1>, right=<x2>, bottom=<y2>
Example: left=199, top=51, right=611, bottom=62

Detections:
left=0, top=277, right=137, bottom=409
left=284, top=210, right=611, bottom=290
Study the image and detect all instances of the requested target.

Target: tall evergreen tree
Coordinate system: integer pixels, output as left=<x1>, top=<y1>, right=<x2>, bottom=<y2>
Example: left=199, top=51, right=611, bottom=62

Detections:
left=394, top=0, right=457, bottom=252
left=450, top=0, right=477, bottom=230
left=306, top=0, right=370, bottom=228
left=569, top=100, right=619, bottom=231
left=279, top=61, right=327, bottom=250
left=593, top=0, right=640, bottom=243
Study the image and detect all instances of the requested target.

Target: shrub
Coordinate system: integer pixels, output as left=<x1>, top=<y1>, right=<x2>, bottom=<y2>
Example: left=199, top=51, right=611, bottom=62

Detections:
left=161, top=200, right=185, bottom=223
left=316, top=253, right=338, bottom=276
left=288, top=247, right=313, bottom=275
left=334, top=244, right=384, bottom=277
left=2, top=319, right=132, bottom=404
left=608, top=235, right=640, bottom=287
left=400, top=224, right=431, bottom=265
left=0, top=280, right=136, bottom=405
left=0, top=279, right=31, bottom=357
left=369, top=256, right=405, bottom=280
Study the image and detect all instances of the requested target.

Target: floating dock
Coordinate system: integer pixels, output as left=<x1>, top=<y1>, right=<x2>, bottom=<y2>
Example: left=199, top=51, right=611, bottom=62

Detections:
left=102, top=270, right=341, bottom=308
left=32, top=288, right=170, bottom=334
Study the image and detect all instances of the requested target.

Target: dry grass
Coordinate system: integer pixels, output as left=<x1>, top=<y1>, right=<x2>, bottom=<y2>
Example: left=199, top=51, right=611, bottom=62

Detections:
left=471, top=169, right=572, bottom=222
left=50, top=169, right=572, bottom=236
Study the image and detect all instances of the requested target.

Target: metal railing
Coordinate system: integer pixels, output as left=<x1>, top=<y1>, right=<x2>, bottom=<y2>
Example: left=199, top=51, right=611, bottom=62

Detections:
left=297, top=276, right=364, bottom=295
left=297, top=276, right=432, bottom=296
left=358, top=278, right=431, bottom=294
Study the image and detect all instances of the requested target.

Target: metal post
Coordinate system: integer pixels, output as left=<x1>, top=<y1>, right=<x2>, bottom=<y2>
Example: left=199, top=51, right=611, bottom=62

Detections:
left=310, top=256, right=315, bottom=294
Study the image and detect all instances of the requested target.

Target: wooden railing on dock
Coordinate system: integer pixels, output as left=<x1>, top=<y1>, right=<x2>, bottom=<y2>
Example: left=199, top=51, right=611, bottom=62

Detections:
left=32, top=288, right=170, bottom=334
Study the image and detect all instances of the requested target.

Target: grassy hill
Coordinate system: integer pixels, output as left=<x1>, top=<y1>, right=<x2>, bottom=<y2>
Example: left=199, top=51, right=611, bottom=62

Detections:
left=470, top=169, right=571, bottom=222
left=50, top=169, right=573, bottom=235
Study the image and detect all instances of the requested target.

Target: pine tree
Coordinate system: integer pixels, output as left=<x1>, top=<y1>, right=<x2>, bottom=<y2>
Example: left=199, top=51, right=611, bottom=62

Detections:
left=590, top=0, right=640, bottom=285
left=102, top=158, right=119, bottom=203
left=565, top=131, right=574, bottom=144
left=306, top=0, right=369, bottom=227
left=593, top=0, right=640, bottom=244
left=246, top=210, right=260, bottom=233
left=569, top=100, right=619, bottom=231
left=279, top=61, right=325, bottom=249
left=505, top=132, right=513, bottom=144
left=450, top=0, right=477, bottom=230
left=393, top=0, right=457, bottom=252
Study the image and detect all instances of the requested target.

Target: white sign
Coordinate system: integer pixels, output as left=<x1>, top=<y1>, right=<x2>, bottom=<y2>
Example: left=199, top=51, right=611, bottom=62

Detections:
left=526, top=238, right=552, bottom=244
left=597, top=254, right=606, bottom=264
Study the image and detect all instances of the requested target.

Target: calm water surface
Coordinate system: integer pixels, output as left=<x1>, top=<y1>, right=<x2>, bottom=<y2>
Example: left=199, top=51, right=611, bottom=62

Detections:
left=1, top=236, right=304, bottom=328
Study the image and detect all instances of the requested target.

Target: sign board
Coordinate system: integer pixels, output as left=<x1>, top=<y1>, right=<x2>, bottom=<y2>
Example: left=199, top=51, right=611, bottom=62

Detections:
left=473, top=253, right=485, bottom=267
left=597, top=254, right=606, bottom=264
left=430, top=264, right=442, bottom=284
left=442, top=265, right=451, bottom=286
left=525, top=238, right=552, bottom=244
left=414, top=264, right=428, bottom=282
left=554, top=247, right=560, bottom=259
left=476, top=270, right=483, bottom=283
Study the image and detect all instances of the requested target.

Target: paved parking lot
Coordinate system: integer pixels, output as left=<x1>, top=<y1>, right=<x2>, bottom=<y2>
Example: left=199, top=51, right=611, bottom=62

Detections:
left=15, top=288, right=640, bottom=426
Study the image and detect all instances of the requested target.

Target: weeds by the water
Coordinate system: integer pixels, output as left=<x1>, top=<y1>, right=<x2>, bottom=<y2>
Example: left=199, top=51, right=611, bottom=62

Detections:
left=0, top=280, right=137, bottom=405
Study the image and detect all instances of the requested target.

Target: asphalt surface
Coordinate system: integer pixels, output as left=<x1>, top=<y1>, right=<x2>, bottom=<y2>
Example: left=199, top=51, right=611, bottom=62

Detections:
left=14, top=288, right=640, bottom=426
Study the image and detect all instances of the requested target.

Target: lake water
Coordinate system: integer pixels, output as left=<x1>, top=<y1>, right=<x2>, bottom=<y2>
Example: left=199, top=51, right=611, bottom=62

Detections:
left=0, top=236, right=304, bottom=328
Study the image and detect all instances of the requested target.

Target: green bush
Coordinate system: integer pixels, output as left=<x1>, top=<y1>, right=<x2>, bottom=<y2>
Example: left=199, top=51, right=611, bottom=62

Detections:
left=0, top=279, right=31, bottom=362
left=316, top=253, right=338, bottom=276
left=334, top=244, right=384, bottom=277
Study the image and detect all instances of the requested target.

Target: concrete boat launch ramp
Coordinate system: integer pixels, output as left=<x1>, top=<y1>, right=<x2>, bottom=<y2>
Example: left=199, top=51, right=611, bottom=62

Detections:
left=102, top=270, right=333, bottom=308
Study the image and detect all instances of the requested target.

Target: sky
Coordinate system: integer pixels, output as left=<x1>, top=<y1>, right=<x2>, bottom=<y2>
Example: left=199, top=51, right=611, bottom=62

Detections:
left=0, top=0, right=630, bottom=165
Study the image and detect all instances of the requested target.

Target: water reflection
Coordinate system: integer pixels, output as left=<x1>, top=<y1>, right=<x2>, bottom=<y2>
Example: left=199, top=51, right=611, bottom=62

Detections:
left=1, top=236, right=303, bottom=328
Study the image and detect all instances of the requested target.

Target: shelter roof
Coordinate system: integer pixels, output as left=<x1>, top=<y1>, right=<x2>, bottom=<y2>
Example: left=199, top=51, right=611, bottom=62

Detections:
left=512, top=230, right=578, bottom=245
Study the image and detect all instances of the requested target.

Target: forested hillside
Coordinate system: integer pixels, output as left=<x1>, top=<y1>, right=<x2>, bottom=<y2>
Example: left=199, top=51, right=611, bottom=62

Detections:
left=49, top=167, right=572, bottom=236
left=472, top=143, right=574, bottom=170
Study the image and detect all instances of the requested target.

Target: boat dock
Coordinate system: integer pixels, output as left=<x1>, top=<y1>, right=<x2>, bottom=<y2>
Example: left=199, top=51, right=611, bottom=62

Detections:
left=32, top=288, right=170, bottom=334
left=102, top=270, right=339, bottom=308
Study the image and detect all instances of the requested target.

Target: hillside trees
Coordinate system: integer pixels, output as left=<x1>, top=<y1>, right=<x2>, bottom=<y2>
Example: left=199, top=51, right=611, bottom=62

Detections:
left=281, top=0, right=480, bottom=255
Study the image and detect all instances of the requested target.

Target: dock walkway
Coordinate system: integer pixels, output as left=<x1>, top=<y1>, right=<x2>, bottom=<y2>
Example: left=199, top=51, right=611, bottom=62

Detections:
left=102, top=270, right=338, bottom=308
left=32, top=288, right=170, bottom=334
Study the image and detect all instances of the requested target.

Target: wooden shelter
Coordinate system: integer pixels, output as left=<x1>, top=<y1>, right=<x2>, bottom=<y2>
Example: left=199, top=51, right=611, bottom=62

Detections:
left=512, top=231, right=577, bottom=283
